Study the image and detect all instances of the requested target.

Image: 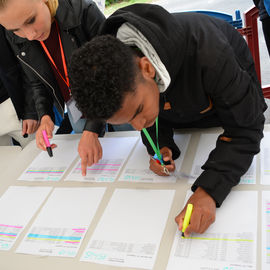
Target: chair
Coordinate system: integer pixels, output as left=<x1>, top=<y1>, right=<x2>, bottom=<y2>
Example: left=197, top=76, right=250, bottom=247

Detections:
left=238, top=6, right=270, bottom=98
left=194, top=10, right=242, bottom=29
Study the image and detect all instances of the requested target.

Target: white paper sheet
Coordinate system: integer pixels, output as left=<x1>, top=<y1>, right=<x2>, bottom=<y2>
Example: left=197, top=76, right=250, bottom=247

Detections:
left=81, top=188, right=175, bottom=269
left=65, top=137, right=138, bottom=182
left=16, top=187, right=106, bottom=257
left=262, top=191, right=270, bottom=270
left=166, top=190, right=257, bottom=270
left=18, top=139, right=79, bottom=181
left=260, top=131, right=270, bottom=184
left=190, top=133, right=257, bottom=184
left=0, top=186, right=52, bottom=251
left=119, top=134, right=191, bottom=183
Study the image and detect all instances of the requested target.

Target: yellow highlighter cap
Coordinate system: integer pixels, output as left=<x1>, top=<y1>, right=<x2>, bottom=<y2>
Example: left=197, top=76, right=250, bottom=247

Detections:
left=181, top=203, right=193, bottom=238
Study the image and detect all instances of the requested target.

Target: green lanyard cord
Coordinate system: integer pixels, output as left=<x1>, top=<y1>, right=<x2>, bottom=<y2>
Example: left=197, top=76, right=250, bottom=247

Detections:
left=142, top=118, right=164, bottom=165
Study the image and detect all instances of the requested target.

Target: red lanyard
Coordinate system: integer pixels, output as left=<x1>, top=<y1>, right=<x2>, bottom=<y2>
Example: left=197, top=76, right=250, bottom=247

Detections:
left=40, top=21, right=70, bottom=93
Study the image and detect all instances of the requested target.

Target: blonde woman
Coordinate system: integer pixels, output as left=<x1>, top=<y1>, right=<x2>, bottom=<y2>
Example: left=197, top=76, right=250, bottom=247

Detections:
left=0, top=0, right=105, bottom=173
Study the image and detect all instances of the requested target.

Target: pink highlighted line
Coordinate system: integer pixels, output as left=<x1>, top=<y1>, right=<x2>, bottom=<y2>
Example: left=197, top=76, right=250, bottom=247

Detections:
left=0, top=224, right=23, bottom=229
left=64, top=241, right=80, bottom=244
left=86, top=169, right=118, bottom=171
left=76, top=168, right=118, bottom=171
left=79, top=164, right=120, bottom=167
left=91, top=164, right=120, bottom=166
left=0, top=233, right=16, bottom=237
left=26, top=171, right=64, bottom=174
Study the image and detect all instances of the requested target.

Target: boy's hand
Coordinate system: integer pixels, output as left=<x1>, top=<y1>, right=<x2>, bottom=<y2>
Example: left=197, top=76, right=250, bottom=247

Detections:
left=36, top=115, right=57, bottom=151
left=78, top=131, right=103, bottom=176
left=175, top=187, right=216, bottom=237
left=149, top=146, right=175, bottom=176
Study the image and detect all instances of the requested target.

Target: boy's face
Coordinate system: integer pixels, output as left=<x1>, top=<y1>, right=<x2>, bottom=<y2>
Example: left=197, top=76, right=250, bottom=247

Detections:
left=107, top=77, right=160, bottom=131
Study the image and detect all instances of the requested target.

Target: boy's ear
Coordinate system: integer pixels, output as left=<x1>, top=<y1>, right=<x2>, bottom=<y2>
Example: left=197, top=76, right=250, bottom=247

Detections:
left=138, top=56, right=155, bottom=79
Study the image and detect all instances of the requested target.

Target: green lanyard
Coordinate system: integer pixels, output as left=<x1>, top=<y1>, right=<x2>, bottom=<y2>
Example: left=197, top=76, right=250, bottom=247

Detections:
left=142, top=117, right=164, bottom=165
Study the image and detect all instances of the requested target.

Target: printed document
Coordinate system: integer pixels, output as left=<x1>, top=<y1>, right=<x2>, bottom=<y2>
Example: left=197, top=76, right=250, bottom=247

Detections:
left=16, top=187, right=105, bottom=257
left=119, top=134, right=191, bottom=183
left=65, top=137, right=138, bottom=182
left=81, top=188, right=175, bottom=269
left=262, top=191, right=270, bottom=270
left=167, top=190, right=257, bottom=270
left=0, top=186, right=52, bottom=250
left=18, top=139, right=79, bottom=181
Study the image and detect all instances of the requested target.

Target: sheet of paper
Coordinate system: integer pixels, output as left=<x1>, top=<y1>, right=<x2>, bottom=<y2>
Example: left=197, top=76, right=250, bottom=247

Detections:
left=260, top=131, right=270, bottom=184
left=262, top=191, right=270, bottom=270
left=167, top=190, right=257, bottom=270
left=0, top=186, right=52, bottom=251
left=16, top=187, right=106, bottom=257
left=81, top=188, right=175, bottom=269
left=65, top=137, right=138, bottom=182
left=190, top=133, right=257, bottom=184
left=18, top=138, right=79, bottom=181
left=119, top=134, right=191, bottom=183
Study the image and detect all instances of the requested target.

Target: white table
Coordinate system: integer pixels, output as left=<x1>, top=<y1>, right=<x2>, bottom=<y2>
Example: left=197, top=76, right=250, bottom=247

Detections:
left=0, top=128, right=269, bottom=270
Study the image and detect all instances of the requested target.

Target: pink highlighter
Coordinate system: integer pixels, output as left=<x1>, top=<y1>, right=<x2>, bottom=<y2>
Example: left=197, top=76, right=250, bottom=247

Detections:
left=42, top=130, right=53, bottom=157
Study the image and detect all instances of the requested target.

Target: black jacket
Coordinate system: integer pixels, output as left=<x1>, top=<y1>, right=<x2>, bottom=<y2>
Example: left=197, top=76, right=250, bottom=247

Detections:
left=100, top=4, right=267, bottom=206
left=0, top=26, right=37, bottom=120
left=5, top=0, right=105, bottom=132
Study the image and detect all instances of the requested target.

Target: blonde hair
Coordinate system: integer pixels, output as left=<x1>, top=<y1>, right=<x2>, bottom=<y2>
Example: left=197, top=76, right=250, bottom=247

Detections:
left=46, top=0, right=59, bottom=17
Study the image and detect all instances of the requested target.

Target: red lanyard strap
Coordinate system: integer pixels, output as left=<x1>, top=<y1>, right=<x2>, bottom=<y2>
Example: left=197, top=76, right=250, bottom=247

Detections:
left=40, top=21, right=70, bottom=91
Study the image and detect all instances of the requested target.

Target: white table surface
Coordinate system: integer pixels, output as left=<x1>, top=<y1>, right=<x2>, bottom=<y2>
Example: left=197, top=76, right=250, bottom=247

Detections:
left=0, top=127, right=269, bottom=270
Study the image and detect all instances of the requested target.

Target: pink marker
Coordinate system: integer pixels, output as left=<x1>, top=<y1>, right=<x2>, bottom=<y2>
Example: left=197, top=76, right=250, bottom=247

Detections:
left=42, top=130, right=53, bottom=157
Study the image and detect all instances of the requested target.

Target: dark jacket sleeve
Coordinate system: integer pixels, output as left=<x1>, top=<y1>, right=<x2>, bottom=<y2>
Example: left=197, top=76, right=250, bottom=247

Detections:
left=84, top=119, right=106, bottom=136
left=192, top=45, right=266, bottom=207
left=81, top=0, right=105, bottom=40
left=80, top=0, right=106, bottom=135
left=0, top=26, right=38, bottom=120
left=27, top=79, right=55, bottom=121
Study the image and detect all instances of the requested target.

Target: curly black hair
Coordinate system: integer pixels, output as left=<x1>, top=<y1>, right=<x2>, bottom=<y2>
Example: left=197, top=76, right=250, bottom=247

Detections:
left=69, top=35, right=141, bottom=121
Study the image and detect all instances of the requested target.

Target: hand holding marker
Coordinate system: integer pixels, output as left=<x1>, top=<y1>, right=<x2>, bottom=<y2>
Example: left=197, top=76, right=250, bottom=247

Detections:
left=182, top=203, right=193, bottom=237
left=42, top=130, right=53, bottom=157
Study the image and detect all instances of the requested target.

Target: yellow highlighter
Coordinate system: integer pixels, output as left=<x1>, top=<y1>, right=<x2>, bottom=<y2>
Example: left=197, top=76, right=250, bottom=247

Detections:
left=181, top=203, right=193, bottom=238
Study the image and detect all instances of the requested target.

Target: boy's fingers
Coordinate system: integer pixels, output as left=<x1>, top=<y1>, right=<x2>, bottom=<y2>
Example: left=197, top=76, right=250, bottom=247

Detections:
left=81, top=158, right=87, bottom=176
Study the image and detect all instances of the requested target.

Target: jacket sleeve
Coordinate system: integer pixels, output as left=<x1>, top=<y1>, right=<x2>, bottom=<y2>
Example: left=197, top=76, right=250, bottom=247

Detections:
left=79, top=0, right=106, bottom=135
left=0, top=26, right=38, bottom=120
left=81, top=0, right=105, bottom=40
left=20, top=76, right=39, bottom=120
left=192, top=46, right=267, bottom=207
left=24, top=78, right=55, bottom=121
left=83, top=119, right=106, bottom=136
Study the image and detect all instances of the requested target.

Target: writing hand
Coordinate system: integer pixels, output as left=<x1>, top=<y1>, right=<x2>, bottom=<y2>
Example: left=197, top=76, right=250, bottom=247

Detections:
left=36, top=115, right=57, bottom=151
left=149, top=146, right=175, bottom=176
left=175, top=187, right=216, bottom=237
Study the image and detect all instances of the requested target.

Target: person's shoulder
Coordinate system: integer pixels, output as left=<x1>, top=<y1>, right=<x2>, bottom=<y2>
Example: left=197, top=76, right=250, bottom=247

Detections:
left=59, top=0, right=95, bottom=10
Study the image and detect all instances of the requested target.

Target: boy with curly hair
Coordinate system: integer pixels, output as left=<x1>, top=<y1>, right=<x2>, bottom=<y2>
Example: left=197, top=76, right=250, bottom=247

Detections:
left=69, top=4, right=266, bottom=236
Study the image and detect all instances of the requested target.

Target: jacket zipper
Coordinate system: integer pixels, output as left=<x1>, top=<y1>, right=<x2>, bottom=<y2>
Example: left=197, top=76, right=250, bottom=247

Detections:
left=17, top=55, right=64, bottom=117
